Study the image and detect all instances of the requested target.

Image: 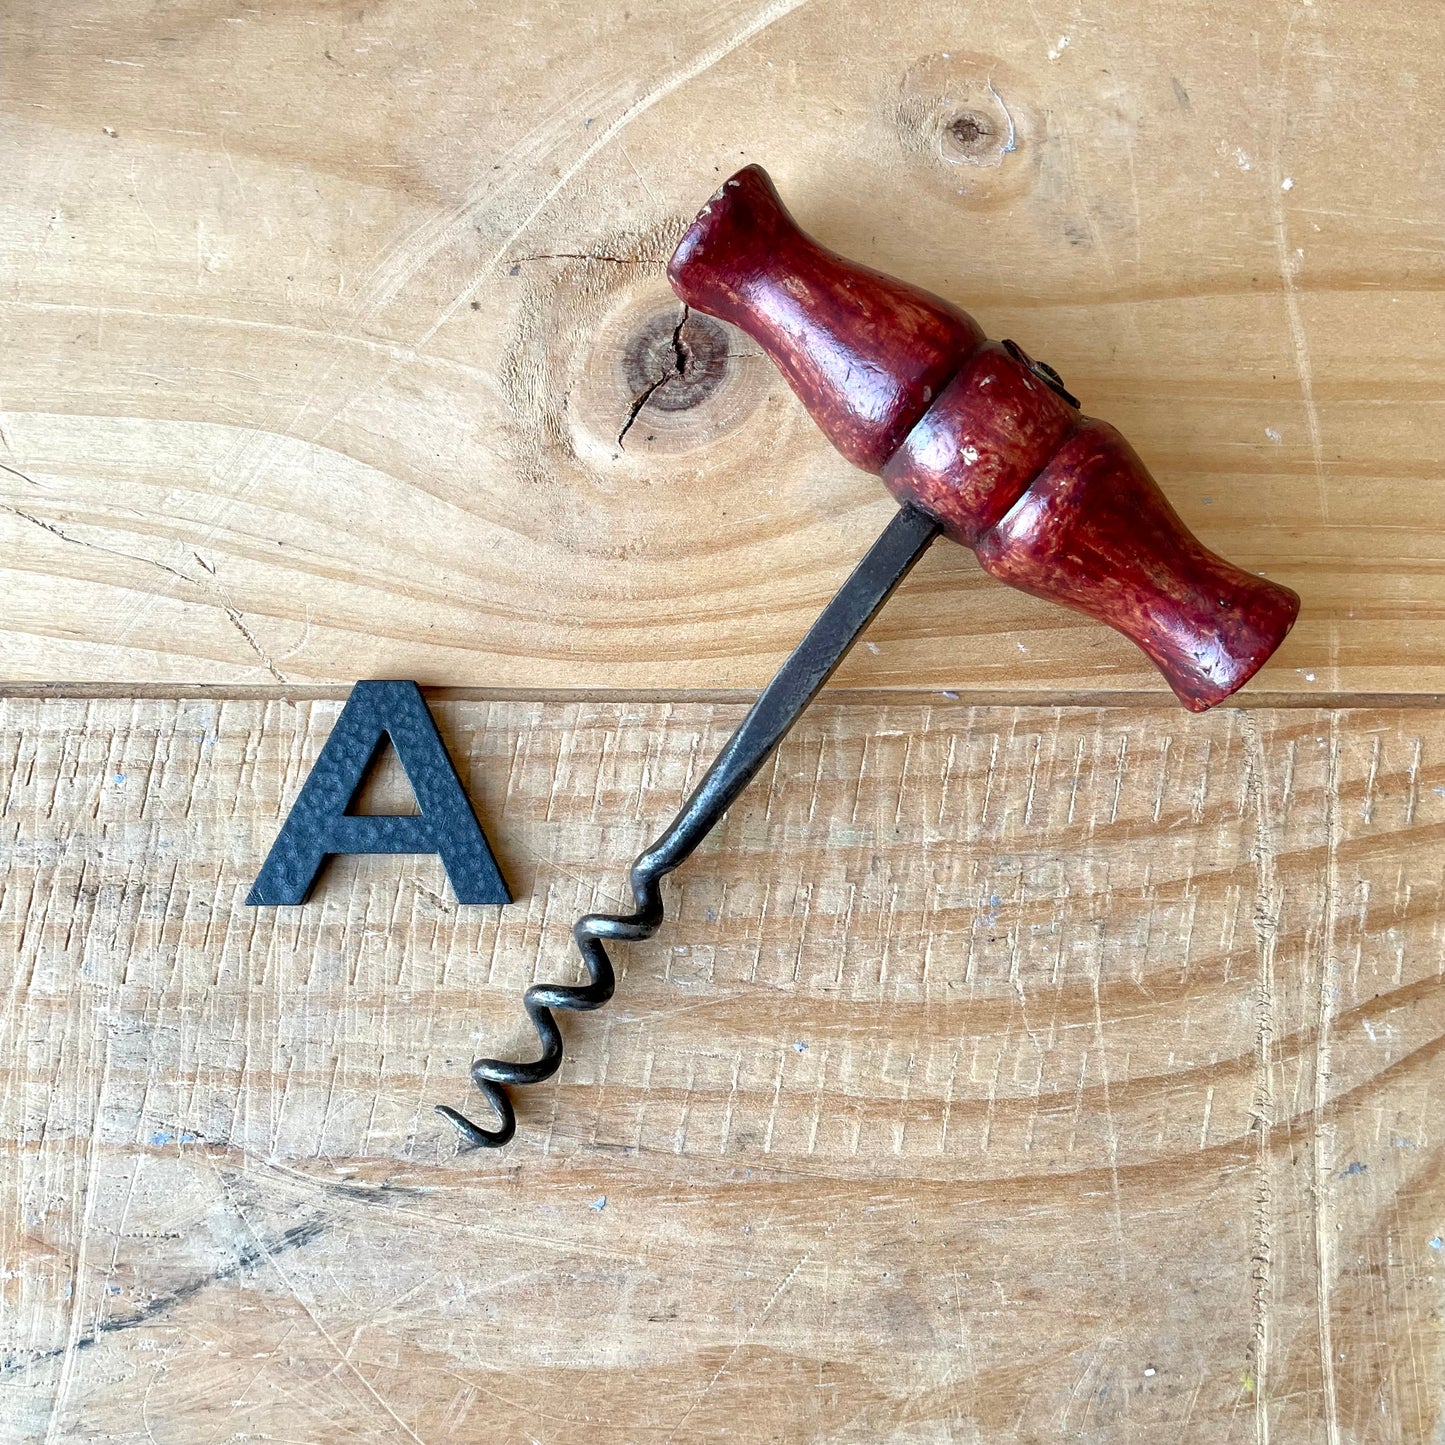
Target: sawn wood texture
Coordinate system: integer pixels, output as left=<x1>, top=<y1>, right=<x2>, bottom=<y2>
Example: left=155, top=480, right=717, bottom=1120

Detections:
left=1, top=699, right=1441, bottom=1442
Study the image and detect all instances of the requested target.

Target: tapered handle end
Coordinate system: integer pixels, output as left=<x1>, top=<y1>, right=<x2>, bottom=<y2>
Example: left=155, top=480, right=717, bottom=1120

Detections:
left=668, top=165, right=983, bottom=471
left=975, top=421, right=1300, bottom=710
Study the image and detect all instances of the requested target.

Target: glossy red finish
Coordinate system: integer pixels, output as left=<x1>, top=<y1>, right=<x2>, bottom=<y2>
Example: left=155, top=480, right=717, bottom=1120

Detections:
left=881, top=341, right=1077, bottom=545
left=667, top=166, right=984, bottom=471
left=667, top=164, right=1300, bottom=710
left=975, top=421, right=1301, bottom=709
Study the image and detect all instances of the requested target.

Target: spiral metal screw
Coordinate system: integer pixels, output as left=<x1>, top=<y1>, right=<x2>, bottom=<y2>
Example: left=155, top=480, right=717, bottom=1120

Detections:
left=436, top=504, right=941, bottom=1148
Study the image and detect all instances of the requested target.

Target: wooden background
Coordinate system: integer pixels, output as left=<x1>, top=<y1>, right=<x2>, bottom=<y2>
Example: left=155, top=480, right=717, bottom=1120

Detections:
left=2, top=0, right=1443, bottom=1440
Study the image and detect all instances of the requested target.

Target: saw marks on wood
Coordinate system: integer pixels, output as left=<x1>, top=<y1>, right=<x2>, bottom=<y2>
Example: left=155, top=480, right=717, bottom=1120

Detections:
left=3, top=0, right=1445, bottom=693
left=1, top=698, right=1441, bottom=1442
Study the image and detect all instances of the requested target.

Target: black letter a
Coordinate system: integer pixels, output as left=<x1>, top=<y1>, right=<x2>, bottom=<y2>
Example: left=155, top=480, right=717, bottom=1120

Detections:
left=247, top=680, right=511, bottom=907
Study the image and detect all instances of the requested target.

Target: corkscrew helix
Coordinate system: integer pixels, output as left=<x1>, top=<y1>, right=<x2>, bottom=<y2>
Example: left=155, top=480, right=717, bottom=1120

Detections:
left=435, top=505, right=941, bottom=1147
left=436, top=164, right=1300, bottom=1150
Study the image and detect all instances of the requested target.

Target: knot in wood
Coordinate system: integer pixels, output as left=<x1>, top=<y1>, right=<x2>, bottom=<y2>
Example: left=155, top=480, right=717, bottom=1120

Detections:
left=945, top=110, right=995, bottom=161
left=621, top=309, right=729, bottom=415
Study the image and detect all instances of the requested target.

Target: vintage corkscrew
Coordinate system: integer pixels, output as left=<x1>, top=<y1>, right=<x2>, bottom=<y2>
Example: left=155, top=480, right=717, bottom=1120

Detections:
left=437, top=164, right=1300, bottom=1149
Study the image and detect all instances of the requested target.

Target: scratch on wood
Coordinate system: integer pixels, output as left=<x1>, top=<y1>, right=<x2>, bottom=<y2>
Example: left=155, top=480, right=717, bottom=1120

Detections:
left=3, top=505, right=198, bottom=586
left=2, top=1218, right=327, bottom=1379
left=1242, top=712, right=1279, bottom=1444
left=663, top=1236, right=820, bottom=1443
left=1266, top=9, right=1328, bottom=530
left=1313, top=714, right=1342, bottom=1444
left=223, top=605, right=288, bottom=685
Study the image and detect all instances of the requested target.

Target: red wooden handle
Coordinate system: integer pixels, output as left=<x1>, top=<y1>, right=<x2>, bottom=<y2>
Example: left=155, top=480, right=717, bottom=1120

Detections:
left=667, top=165, right=1300, bottom=711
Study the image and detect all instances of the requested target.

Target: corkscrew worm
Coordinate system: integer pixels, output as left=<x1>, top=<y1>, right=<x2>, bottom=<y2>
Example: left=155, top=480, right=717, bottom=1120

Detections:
left=436, top=505, right=941, bottom=1147
left=436, top=164, right=1299, bottom=1149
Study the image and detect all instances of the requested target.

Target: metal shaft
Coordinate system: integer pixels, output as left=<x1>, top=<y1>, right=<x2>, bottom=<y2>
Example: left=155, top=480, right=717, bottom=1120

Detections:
left=438, top=503, right=942, bottom=1148
left=632, top=502, right=941, bottom=870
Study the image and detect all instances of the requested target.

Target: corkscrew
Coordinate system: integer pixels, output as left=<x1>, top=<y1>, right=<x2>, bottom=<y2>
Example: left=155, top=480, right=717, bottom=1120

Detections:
left=436, top=164, right=1300, bottom=1150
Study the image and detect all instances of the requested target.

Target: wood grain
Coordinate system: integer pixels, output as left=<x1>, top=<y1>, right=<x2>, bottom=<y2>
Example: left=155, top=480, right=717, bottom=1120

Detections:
left=4, top=2, right=1444, bottom=1440
left=2, top=0, right=1444, bottom=695
left=2, top=697, right=1441, bottom=1442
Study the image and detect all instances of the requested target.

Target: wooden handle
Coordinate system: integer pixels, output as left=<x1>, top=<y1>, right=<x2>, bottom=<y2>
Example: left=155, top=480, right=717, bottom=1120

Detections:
left=667, top=164, right=1300, bottom=711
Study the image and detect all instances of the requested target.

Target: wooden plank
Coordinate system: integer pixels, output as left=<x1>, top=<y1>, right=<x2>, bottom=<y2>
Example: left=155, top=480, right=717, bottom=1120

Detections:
left=3, top=0, right=1444, bottom=694
left=1, top=697, right=1440, bottom=1441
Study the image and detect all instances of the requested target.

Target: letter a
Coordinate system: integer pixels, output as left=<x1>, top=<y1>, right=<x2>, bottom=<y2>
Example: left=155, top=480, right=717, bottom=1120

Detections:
left=247, top=680, right=511, bottom=907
